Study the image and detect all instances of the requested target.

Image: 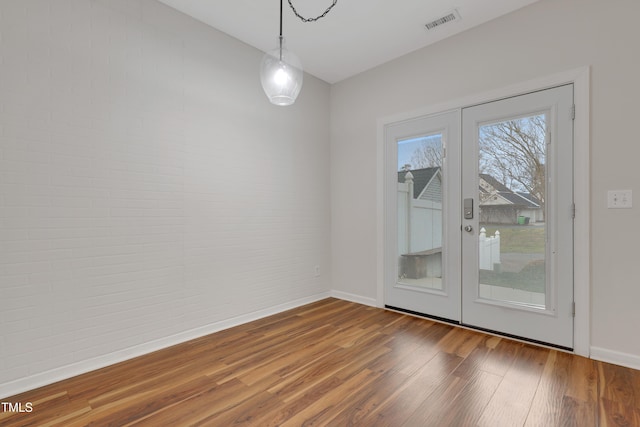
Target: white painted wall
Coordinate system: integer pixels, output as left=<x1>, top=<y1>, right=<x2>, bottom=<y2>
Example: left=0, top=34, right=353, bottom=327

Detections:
left=0, top=0, right=331, bottom=396
left=331, top=0, right=640, bottom=364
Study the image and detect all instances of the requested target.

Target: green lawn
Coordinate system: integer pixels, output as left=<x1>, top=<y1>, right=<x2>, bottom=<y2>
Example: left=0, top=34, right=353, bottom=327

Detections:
left=480, top=260, right=545, bottom=293
left=482, top=226, right=545, bottom=253
left=481, top=225, right=546, bottom=293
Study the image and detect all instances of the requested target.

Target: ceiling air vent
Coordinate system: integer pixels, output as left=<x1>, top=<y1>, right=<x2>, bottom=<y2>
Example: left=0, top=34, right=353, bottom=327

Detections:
left=425, top=9, right=461, bottom=30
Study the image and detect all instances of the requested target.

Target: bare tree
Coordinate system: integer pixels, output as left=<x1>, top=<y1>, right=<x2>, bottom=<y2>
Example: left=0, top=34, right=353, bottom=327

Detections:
left=405, top=119, right=546, bottom=204
left=479, top=115, right=546, bottom=204
left=409, top=139, right=442, bottom=169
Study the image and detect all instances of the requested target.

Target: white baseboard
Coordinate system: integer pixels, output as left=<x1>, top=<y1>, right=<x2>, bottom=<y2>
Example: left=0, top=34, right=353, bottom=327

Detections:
left=9, top=291, right=634, bottom=401
left=0, top=292, right=331, bottom=400
left=590, top=346, right=640, bottom=371
left=330, top=290, right=377, bottom=307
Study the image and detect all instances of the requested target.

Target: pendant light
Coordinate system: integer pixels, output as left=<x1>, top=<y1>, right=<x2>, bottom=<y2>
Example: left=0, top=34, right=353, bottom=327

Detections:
left=260, top=0, right=338, bottom=106
left=260, top=0, right=302, bottom=106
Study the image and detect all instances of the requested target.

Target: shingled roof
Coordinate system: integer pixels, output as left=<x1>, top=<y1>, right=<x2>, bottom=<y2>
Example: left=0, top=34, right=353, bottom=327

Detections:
left=479, top=174, right=542, bottom=208
left=399, top=169, right=542, bottom=209
left=499, top=192, right=541, bottom=208
left=479, top=174, right=511, bottom=192
left=517, top=192, right=542, bottom=206
left=398, top=167, right=440, bottom=199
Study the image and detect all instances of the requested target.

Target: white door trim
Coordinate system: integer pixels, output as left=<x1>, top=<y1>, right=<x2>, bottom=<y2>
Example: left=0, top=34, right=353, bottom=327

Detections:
left=377, top=66, right=590, bottom=357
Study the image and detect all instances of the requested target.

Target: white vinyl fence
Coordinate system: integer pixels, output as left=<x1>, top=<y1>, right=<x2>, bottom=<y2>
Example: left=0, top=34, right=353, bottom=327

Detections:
left=479, top=228, right=501, bottom=271
left=397, top=179, right=441, bottom=255
left=398, top=172, right=501, bottom=275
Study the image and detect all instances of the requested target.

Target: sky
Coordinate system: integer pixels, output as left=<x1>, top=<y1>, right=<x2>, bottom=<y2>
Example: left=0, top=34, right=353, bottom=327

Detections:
left=397, top=134, right=442, bottom=170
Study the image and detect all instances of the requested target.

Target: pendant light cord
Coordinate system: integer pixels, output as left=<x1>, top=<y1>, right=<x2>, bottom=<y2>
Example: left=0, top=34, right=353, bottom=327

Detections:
left=278, top=0, right=283, bottom=60
left=287, top=0, right=338, bottom=23
left=279, top=0, right=283, bottom=38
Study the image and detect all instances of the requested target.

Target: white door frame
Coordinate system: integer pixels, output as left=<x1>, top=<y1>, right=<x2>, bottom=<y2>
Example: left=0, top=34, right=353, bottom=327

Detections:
left=376, top=67, right=590, bottom=357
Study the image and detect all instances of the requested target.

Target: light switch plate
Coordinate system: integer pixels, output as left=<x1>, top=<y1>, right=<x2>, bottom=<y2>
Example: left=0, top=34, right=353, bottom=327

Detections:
left=607, top=190, right=632, bottom=209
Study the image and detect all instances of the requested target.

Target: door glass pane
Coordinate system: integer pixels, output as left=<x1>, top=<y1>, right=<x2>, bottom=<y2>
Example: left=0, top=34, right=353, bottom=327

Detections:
left=477, top=114, right=547, bottom=308
left=397, top=134, right=443, bottom=290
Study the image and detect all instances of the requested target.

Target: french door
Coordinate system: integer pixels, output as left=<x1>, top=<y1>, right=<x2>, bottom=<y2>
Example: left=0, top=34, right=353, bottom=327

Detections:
left=384, top=111, right=461, bottom=321
left=385, top=85, right=574, bottom=349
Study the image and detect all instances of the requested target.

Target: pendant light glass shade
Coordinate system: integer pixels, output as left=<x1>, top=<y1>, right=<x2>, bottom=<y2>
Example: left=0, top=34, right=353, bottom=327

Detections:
left=260, top=37, right=303, bottom=106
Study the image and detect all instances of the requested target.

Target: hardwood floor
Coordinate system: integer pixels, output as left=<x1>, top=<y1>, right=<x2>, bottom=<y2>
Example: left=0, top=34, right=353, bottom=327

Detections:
left=2, top=298, right=639, bottom=426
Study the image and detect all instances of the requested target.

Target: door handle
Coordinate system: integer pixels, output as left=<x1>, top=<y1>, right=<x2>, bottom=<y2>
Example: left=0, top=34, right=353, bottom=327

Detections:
left=464, top=225, right=473, bottom=232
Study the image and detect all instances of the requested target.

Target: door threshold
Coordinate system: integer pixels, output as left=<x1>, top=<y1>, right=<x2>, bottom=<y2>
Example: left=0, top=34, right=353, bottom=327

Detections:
left=385, top=305, right=573, bottom=353
left=461, top=323, right=573, bottom=352
left=385, top=305, right=459, bottom=325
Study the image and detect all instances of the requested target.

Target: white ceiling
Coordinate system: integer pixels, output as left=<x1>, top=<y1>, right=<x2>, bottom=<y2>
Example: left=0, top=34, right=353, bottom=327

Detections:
left=156, top=0, right=539, bottom=84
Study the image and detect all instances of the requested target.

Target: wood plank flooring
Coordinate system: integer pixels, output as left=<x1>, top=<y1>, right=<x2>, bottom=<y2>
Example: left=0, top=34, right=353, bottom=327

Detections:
left=2, top=298, right=639, bottom=426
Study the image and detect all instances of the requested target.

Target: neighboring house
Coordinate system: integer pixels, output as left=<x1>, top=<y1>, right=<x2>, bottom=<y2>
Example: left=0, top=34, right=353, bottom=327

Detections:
left=516, top=192, right=544, bottom=223
left=479, top=174, right=543, bottom=224
left=397, top=170, right=543, bottom=226
left=398, top=167, right=442, bottom=202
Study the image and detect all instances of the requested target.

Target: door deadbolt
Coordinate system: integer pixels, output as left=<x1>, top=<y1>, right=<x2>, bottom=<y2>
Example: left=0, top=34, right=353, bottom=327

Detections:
left=464, top=198, right=474, bottom=219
